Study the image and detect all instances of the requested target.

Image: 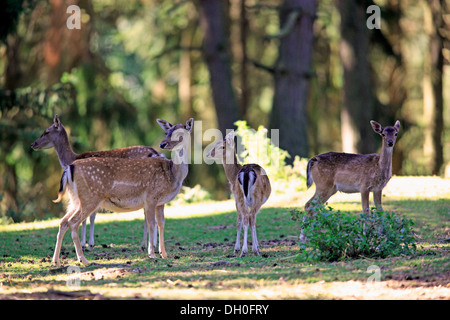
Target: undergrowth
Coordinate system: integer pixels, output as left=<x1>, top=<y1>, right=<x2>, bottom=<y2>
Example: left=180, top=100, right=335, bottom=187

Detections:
left=291, top=203, right=416, bottom=262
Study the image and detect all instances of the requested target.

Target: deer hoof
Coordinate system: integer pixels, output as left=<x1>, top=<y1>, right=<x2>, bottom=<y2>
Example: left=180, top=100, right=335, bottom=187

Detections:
left=239, top=249, right=248, bottom=258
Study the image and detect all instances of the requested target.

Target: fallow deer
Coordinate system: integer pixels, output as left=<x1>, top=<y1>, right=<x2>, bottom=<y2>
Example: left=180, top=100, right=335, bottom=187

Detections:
left=31, top=114, right=160, bottom=250
left=51, top=118, right=193, bottom=266
left=305, top=120, right=400, bottom=214
left=206, top=131, right=271, bottom=257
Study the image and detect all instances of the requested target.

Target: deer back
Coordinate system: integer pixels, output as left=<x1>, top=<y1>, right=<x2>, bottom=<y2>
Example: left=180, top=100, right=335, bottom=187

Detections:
left=76, top=146, right=160, bottom=161
left=69, top=157, right=180, bottom=208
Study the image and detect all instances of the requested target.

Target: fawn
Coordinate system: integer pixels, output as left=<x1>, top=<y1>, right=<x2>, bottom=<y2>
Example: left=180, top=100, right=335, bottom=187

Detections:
left=51, top=118, right=193, bottom=266
left=32, top=114, right=160, bottom=249
left=206, top=131, right=271, bottom=257
left=305, top=120, right=400, bottom=214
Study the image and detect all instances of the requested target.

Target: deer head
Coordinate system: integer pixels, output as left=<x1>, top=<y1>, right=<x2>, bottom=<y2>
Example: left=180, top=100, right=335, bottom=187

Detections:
left=31, top=114, right=64, bottom=150
left=206, top=130, right=237, bottom=165
left=157, top=118, right=193, bottom=164
left=370, top=120, right=400, bottom=148
left=157, top=118, right=193, bottom=149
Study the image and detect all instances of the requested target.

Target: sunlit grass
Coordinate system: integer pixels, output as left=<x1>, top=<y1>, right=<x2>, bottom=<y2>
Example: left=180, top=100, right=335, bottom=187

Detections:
left=0, top=177, right=449, bottom=299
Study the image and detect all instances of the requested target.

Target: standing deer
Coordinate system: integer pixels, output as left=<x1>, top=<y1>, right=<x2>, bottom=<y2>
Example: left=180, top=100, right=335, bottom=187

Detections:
left=206, top=131, right=271, bottom=257
left=51, top=118, right=193, bottom=266
left=305, top=120, right=400, bottom=214
left=31, top=114, right=160, bottom=250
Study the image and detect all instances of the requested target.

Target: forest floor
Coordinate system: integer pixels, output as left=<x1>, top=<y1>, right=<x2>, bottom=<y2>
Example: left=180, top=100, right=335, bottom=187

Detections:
left=0, top=176, right=449, bottom=300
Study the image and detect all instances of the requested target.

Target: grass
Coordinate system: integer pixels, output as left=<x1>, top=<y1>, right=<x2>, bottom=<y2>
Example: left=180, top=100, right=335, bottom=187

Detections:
left=0, top=177, right=449, bottom=300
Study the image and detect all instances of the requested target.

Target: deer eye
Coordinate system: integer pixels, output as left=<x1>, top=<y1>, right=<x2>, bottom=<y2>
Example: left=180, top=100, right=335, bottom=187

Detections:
left=395, top=133, right=398, bottom=136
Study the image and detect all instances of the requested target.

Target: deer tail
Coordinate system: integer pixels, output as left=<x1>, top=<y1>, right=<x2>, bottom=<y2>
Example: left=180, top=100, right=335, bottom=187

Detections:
left=238, top=168, right=257, bottom=208
left=53, top=165, right=74, bottom=203
left=306, top=158, right=315, bottom=189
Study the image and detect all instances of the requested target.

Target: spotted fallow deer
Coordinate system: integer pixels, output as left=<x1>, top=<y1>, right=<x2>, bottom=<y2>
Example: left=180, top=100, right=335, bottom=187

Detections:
left=305, top=120, right=401, bottom=214
left=51, top=118, right=193, bottom=266
left=206, top=131, right=271, bottom=257
left=31, top=114, right=160, bottom=250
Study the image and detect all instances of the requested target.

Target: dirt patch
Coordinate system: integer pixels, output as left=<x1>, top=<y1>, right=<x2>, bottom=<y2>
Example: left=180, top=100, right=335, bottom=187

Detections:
left=387, top=272, right=450, bottom=288
left=0, top=289, right=105, bottom=300
left=80, top=267, right=142, bottom=281
left=261, top=238, right=298, bottom=247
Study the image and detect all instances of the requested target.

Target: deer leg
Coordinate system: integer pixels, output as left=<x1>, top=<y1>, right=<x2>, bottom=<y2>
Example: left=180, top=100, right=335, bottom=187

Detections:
left=305, top=186, right=337, bottom=215
left=361, top=190, right=370, bottom=213
left=68, top=206, right=99, bottom=266
left=302, top=187, right=337, bottom=242
left=81, top=219, right=87, bottom=248
left=52, top=205, right=79, bottom=266
left=156, top=205, right=167, bottom=259
left=250, top=213, right=260, bottom=255
left=144, top=201, right=158, bottom=259
left=141, top=216, right=148, bottom=251
left=240, top=214, right=250, bottom=257
left=235, top=214, right=243, bottom=253
left=87, top=212, right=96, bottom=249
left=52, top=214, right=72, bottom=267
left=234, top=198, right=246, bottom=254
left=153, top=216, right=158, bottom=252
left=69, top=214, right=89, bottom=266
left=140, top=214, right=157, bottom=252
left=249, top=204, right=262, bottom=255
left=373, top=191, right=383, bottom=212
left=299, top=216, right=308, bottom=244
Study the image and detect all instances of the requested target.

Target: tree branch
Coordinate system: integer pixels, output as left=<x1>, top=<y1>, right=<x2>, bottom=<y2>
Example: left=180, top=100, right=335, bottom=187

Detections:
left=151, top=45, right=202, bottom=60
left=248, top=59, right=275, bottom=74
left=264, top=9, right=301, bottom=41
left=245, top=3, right=281, bottom=11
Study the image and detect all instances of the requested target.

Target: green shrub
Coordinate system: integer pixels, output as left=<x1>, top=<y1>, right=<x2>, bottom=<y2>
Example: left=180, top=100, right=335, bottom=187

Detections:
left=169, top=184, right=212, bottom=206
left=234, top=120, right=308, bottom=193
left=291, top=204, right=416, bottom=261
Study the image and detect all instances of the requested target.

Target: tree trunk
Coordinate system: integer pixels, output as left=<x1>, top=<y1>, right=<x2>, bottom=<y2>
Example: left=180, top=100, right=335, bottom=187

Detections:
left=338, top=0, right=377, bottom=154
left=269, top=0, right=316, bottom=160
left=198, top=0, right=240, bottom=135
left=179, top=22, right=195, bottom=120
left=423, top=0, right=444, bottom=175
left=44, top=0, right=92, bottom=85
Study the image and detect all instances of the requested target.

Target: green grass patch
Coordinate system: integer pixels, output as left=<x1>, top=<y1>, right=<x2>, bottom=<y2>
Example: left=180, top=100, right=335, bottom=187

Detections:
left=0, top=197, right=448, bottom=299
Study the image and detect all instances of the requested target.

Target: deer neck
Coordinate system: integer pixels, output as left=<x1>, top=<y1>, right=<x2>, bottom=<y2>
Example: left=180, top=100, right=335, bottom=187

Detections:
left=53, top=130, right=78, bottom=169
left=171, top=147, right=189, bottom=182
left=222, top=151, right=242, bottom=183
left=379, top=140, right=393, bottom=177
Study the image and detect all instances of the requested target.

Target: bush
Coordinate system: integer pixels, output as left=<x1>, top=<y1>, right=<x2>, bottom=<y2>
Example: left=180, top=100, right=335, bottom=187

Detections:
left=234, top=120, right=308, bottom=193
left=291, top=204, right=416, bottom=261
left=169, top=184, right=212, bottom=206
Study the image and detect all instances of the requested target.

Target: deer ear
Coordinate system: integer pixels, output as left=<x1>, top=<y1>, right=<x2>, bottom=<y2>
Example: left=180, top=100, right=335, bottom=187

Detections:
left=157, top=119, right=173, bottom=132
left=370, top=120, right=383, bottom=134
left=54, top=114, right=61, bottom=128
left=225, top=130, right=235, bottom=146
left=185, top=118, right=194, bottom=133
left=394, top=120, right=400, bottom=131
